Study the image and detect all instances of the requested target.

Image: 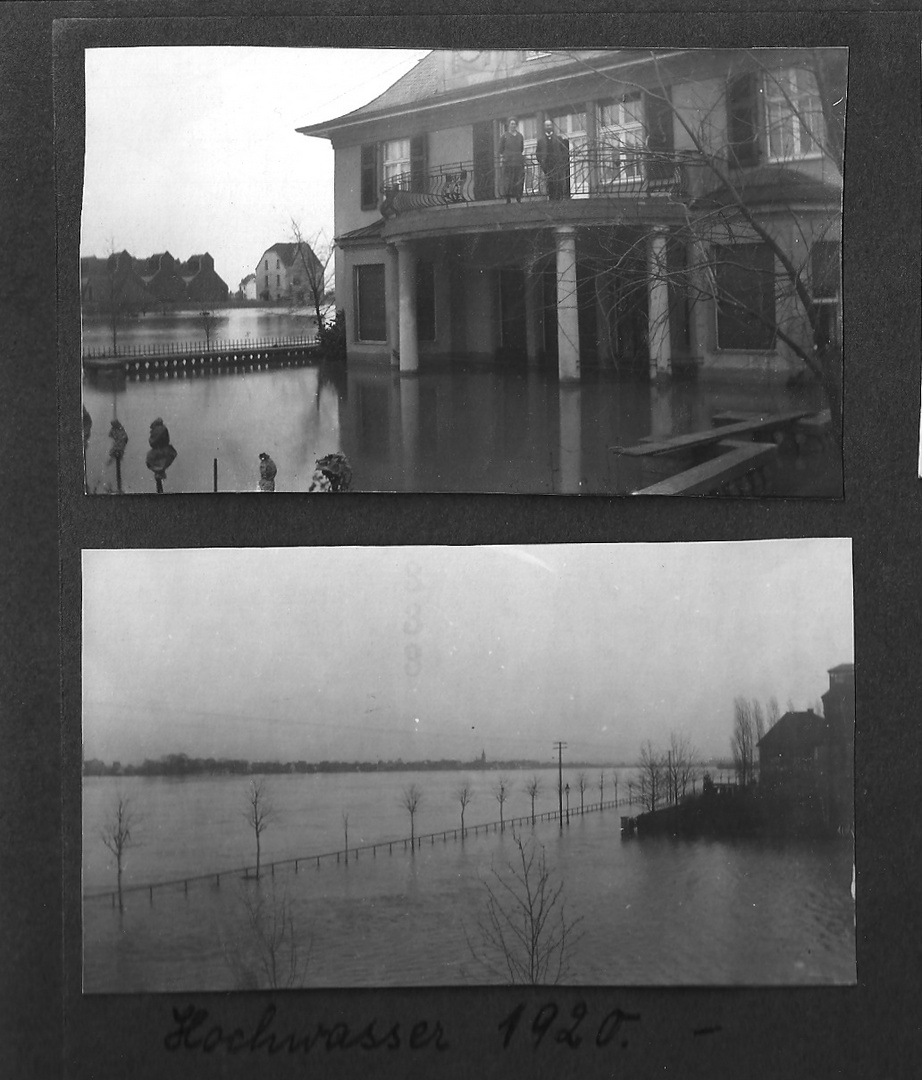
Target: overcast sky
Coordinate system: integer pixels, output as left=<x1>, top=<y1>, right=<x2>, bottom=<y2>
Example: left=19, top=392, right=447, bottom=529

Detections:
left=81, top=47, right=430, bottom=291
left=82, top=541, right=854, bottom=767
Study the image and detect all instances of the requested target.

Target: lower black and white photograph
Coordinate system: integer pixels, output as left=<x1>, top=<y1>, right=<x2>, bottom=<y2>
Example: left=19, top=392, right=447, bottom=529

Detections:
left=80, top=541, right=855, bottom=992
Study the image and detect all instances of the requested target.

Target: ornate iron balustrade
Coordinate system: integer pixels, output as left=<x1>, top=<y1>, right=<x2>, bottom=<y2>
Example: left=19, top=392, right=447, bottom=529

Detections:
left=380, top=146, right=696, bottom=215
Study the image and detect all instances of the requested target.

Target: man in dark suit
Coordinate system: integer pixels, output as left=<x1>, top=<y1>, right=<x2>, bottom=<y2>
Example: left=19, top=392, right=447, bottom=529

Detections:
left=536, top=119, right=570, bottom=200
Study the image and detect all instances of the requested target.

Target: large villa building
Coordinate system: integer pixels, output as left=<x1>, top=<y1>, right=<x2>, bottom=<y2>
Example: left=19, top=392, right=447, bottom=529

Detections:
left=298, top=48, right=843, bottom=386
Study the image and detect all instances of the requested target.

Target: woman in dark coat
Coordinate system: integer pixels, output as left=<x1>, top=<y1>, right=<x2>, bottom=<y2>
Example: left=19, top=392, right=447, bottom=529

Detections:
left=499, top=117, right=525, bottom=203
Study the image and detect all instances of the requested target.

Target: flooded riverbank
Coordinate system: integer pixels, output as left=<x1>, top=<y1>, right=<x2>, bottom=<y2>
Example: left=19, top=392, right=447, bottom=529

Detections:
left=81, top=771, right=855, bottom=991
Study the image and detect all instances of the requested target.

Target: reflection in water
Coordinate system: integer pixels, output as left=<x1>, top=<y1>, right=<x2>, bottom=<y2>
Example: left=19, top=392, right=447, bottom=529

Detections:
left=82, top=359, right=835, bottom=495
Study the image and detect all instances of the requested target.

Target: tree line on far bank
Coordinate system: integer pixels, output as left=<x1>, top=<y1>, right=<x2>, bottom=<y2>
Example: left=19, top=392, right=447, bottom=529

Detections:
left=82, top=753, right=637, bottom=778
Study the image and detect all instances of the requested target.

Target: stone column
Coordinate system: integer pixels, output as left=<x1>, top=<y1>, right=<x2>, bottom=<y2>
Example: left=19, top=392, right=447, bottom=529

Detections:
left=396, top=240, right=418, bottom=374
left=555, top=226, right=580, bottom=382
left=647, top=228, right=672, bottom=380
left=386, top=243, right=400, bottom=367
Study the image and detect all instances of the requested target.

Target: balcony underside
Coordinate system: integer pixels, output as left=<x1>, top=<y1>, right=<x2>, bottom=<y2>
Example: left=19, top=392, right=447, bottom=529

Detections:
left=380, top=194, right=692, bottom=242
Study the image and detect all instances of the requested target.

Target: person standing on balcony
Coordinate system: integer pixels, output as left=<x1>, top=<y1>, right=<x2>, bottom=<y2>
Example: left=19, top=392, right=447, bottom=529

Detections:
left=536, top=119, right=570, bottom=200
left=499, top=117, right=525, bottom=203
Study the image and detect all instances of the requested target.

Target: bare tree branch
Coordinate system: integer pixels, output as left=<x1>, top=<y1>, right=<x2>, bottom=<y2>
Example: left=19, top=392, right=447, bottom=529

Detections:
left=467, top=831, right=583, bottom=984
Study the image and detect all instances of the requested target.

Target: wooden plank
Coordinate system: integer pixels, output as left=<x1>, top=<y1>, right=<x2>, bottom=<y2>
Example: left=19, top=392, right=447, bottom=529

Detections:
left=794, top=410, right=832, bottom=435
left=632, top=440, right=777, bottom=495
left=617, top=410, right=812, bottom=457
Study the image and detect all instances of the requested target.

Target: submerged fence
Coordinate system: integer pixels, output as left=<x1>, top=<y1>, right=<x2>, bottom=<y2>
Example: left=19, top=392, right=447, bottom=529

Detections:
left=85, top=794, right=638, bottom=909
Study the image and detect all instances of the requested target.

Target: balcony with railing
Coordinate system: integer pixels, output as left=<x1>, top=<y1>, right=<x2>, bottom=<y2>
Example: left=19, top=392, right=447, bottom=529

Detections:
left=380, top=145, right=702, bottom=217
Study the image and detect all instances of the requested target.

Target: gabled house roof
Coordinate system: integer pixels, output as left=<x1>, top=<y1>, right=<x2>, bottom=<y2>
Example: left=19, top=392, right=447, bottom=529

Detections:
left=260, top=242, right=320, bottom=269
left=179, top=253, right=213, bottom=276
left=758, top=711, right=831, bottom=754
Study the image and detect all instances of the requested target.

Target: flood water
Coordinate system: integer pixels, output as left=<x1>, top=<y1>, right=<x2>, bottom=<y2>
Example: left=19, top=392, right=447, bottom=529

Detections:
left=81, top=308, right=837, bottom=495
left=81, top=771, right=856, bottom=991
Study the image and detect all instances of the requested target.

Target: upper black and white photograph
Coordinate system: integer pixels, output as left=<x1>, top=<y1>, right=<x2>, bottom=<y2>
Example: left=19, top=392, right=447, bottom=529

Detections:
left=79, top=47, right=845, bottom=496
left=80, top=541, right=855, bottom=992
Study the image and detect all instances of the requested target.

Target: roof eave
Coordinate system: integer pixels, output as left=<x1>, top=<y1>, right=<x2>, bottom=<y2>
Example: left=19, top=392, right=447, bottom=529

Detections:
left=297, top=49, right=691, bottom=143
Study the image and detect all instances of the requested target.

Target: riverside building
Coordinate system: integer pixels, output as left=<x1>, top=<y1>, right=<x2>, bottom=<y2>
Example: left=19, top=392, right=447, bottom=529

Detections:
left=297, top=49, right=843, bottom=388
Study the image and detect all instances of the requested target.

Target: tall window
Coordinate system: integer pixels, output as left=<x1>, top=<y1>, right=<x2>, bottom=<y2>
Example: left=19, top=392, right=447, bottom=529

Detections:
left=764, top=67, right=826, bottom=161
left=355, top=264, right=386, bottom=342
left=517, top=116, right=542, bottom=196
left=715, top=243, right=776, bottom=350
left=383, top=138, right=412, bottom=188
left=549, top=107, right=588, bottom=195
left=598, top=95, right=645, bottom=185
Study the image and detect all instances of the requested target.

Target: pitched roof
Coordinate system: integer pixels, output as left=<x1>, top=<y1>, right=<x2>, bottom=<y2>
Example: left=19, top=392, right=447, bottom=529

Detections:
left=180, top=254, right=211, bottom=273
left=297, top=50, right=665, bottom=139
left=334, top=220, right=386, bottom=246
left=263, top=242, right=319, bottom=268
left=353, top=52, right=439, bottom=114
left=693, top=165, right=841, bottom=210
left=758, top=711, right=831, bottom=753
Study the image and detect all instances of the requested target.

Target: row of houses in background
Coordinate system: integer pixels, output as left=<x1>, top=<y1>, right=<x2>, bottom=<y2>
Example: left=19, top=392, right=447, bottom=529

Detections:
left=80, top=251, right=230, bottom=312
left=299, top=48, right=843, bottom=395
left=757, top=663, right=855, bottom=832
left=81, top=244, right=325, bottom=311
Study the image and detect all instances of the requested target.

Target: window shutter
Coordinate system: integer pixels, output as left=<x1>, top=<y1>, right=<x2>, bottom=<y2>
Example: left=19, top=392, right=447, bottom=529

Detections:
left=360, top=144, right=378, bottom=210
left=472, top=120, right=496, bottom=201
left=410, top=135, right=427, bottom=194
left=727, top=73, right=761, bottom=168
left=644, top=88, right=674, bottom=184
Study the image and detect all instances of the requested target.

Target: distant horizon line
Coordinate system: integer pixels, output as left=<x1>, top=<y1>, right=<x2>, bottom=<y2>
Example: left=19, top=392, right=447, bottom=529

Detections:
left=82, top=751, right=735, bottom=775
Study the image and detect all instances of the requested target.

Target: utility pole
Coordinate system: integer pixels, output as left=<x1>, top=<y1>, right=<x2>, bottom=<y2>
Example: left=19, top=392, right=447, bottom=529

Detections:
left=553, top=741, right=567, bottom=830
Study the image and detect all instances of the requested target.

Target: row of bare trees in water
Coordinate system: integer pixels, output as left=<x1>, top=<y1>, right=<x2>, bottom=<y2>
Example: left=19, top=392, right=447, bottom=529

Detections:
left=94, top=692, right=800, bottom=987
left=97, top=776, right=585, bottom=988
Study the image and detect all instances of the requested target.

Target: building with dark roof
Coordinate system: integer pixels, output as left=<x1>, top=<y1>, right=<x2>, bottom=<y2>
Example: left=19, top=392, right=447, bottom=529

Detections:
left=757, top=663, right=854, bottom=831
left=180, top=253, right=230, bottom=304
left=298, top=49, right=843, bottom=384
left=80, top=251, right=151, bottom=310
left=137, top=252, right=188, bottom=303
left=80, top=250, right=229, bottom=311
